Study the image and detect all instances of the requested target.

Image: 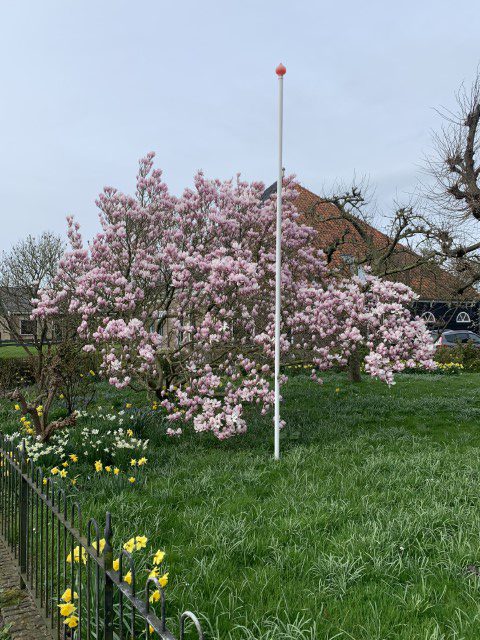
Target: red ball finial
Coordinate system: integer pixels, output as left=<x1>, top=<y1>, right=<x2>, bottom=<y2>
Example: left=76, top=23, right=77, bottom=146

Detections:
left=276, top=63, right=286, bottom=76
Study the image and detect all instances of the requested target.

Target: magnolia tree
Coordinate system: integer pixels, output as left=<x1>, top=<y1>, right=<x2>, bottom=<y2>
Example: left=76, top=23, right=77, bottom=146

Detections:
left=34, top=154, right=435, bottom=439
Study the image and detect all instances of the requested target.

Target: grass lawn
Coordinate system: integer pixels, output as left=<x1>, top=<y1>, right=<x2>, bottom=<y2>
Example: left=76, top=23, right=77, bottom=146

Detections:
left=0, top=345, right=31, bottom=358
left=3, top=372, right=480, bottom=639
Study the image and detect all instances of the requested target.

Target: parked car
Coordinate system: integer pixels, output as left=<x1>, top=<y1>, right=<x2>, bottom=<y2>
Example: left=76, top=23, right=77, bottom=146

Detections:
left=435, top=330, right=480, bottom=348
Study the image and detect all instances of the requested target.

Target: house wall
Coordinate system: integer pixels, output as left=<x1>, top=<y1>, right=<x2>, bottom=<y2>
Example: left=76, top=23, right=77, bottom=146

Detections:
left=413, top=300, right=480, bottom=332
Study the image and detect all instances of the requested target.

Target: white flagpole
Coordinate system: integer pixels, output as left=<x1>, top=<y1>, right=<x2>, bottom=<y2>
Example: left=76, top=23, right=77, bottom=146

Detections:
left=274, top=62, right=286, bottom=460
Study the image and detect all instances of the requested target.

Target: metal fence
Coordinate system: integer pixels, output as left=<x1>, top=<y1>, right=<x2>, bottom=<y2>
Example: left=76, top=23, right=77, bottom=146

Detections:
left=0, top=435, right=204, bottom=640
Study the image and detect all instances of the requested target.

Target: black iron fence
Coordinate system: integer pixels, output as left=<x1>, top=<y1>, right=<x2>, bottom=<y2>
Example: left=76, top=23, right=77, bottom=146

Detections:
left=0, top=435, right=204, bottom=640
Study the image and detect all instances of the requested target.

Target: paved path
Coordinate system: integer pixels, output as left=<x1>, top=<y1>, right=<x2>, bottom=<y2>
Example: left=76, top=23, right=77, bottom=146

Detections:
left=0, top=538, right=50, bottom=640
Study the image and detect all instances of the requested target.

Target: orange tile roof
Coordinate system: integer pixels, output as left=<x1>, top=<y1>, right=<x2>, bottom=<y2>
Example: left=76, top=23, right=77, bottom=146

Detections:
left=292, top=183, right=476, bottom=301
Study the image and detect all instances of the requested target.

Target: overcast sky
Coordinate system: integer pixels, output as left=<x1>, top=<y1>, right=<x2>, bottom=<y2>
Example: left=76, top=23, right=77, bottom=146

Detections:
left=0, top=0, right=479, bottom=252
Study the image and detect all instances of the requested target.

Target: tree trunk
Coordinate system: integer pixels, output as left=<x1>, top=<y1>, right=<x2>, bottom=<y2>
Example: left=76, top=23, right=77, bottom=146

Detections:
left=348, top=352, right=362, bottom=383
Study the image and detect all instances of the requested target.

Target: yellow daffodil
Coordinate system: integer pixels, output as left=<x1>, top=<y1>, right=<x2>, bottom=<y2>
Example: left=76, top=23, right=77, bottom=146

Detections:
left=113, top=558, right=120, bottom=571
left=69, top=454, right=78, bottom=462
left=135, top=535, right=148, bottom=550
left=138, top=457, right=147, bottom=466
left=128, top=477, right=136, bottom=484
left=59, top=469, right=68, bottom=479
left=59, top=393, right=64, bottom=399
left=149, top=575, right=168, bottom=602
left=113, top=467, right=120, bottom=475
left=105, top=465, right=111, bottom=473
left=66, top=546, right=87, bottom=564
left=124, top=571, right=132, bottom=585
left=153, top=550, right=165, bottom=565
left=94, top=460, right=103, bottom=473
left=149, top=567, right=159, bottom=579
left=51, top=467, right=59, bottom=475
left=150, top=589, right=160, bottom=603
left=60, top=588, right=78, bottom=603
left=14, top=404, right=20, bottom=411
left=123, top=538, right=135, bottom=553
left=126, top=403, right=132, bottom=409
left=64, top=615, right=79, bottom=628
left=92, top=538, right=106, bottom=554
left=58, top=602, right=76, bottom=617
left=335, top=388, right=340, bottom=393
left=62, top=461, right=69, bottom=467
left=149, top=626, right=154, bottom=634
left=126, top=429, right=133, bottom=437
left=43, top=478, right=48, bottom=486
left=130, top=459, right=137, bottom=467
left=158, top=572, right=168, bottom=588
left=71, top=478, right=77, bottom=486
left=89, top=370, right=95, bottom=376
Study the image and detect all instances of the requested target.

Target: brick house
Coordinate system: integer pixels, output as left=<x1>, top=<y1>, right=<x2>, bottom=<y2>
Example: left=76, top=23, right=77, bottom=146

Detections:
left=264, top=182, right=479, bottom=332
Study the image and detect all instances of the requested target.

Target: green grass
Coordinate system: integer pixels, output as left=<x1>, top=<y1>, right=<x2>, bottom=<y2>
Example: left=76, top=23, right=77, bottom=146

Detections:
left=0, top=346, right=29, bottom=359
left=5, top=372, right=480, bottom=639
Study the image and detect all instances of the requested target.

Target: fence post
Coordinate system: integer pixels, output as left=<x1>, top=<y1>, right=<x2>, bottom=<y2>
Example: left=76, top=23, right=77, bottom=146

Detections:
left=103, top=512, right=114, bottom=640
left=18, top=440, right=28, bottom=589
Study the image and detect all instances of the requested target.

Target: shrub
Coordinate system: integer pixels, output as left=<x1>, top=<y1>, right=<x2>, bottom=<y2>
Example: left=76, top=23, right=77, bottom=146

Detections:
left=0, top=357, right=36, bottom=390
left=435, top=343, right=480, bottom=372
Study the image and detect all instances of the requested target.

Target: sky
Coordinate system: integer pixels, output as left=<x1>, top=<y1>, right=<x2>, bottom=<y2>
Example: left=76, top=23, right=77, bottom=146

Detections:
left=0, top=0, right=479, bottom=252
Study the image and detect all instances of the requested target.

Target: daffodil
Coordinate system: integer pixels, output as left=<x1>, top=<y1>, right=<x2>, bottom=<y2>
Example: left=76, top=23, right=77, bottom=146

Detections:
left=124, top=571, right=132, bottom=585
left=64, top=615, right=79, bottom=628
left=126, top=403, right=132, bottom=409
left=60, top=588, right=78, bottom=603
left=14, top=404, right=20, bottom=411
left=113, top=558, right=120, bottom=571
left=149, top=567, right=159, bottom=579
left=126, top=428, right=133, bottom=437
left=113, top=467, right=120, bottom=476
left=51, top=467, right=59, bottom=475
left=94, top=460, right=103, bottom=473
left=130, top=458, right=137, bottom=467
left=128, top=476, right=136, bottom=484
left=138, top=457, right=147, bottom=466
left=153, top=550, right=165, bottom=565
left=62, top=461, right=69, bottom=467
left=58, top=602, right=76, bottom=617
left=158, top=572, right=168, bottom=588
left=105, top=465, right=111, bottom=473
left=123, top=538, right=135, bottom=553
left=149, top=574, right=168, bottom=602
left=92, top=538, right=106, bottom=554
left=135, top=535, right=148, bottom=550
left=59, top=469, right=68, bottom=479
left=150, top=589, right=160, bottom=603
left=66, top=546, right=87, bottom=564
left=69, top=454, right=78, bottom=462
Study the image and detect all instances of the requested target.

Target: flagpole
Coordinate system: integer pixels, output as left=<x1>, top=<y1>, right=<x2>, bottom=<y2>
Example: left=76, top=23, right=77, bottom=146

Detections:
left=274, top=62, right=286, bottom=460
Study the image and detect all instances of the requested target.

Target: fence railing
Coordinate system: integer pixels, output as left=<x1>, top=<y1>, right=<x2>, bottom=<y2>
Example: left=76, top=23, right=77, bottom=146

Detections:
left=0, top=435, right=204, bottom=640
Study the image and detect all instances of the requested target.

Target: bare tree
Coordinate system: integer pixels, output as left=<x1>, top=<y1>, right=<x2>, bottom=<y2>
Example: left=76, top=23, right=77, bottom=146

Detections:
left=0, top=232, right=64, bottom=384
left=424, top=69, right=480, bottom=293
left=316, top=185, right=433, bottom=278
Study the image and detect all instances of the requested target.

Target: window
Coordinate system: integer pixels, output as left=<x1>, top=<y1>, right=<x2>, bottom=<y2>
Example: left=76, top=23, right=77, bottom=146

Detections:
left=20, top=319, right=36, bottom=336
left=456, top=311, right=471, bottom=323
left=421, top=311, right=436, bottom=324
left=444, top=332, right=469, bottom=344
